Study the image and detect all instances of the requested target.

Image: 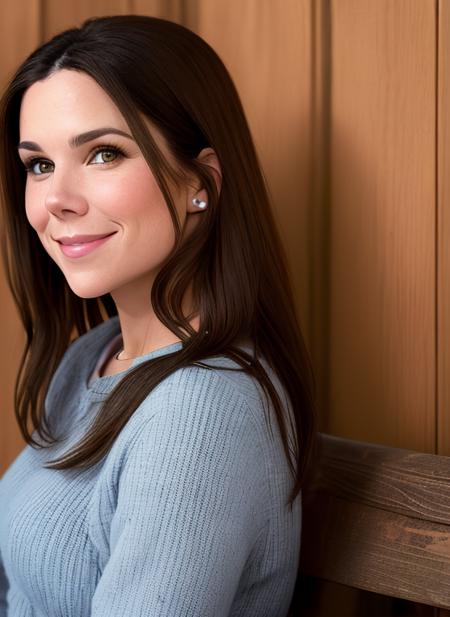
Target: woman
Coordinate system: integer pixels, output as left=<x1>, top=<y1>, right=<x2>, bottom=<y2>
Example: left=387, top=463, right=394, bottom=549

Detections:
left=0, top=14, right=317, bottom=617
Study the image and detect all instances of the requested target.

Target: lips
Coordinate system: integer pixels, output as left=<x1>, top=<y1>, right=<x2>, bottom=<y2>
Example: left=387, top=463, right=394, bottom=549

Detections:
left=55, top=232, right=117, bottom=258
left=56, top=232, right=116, bottom=245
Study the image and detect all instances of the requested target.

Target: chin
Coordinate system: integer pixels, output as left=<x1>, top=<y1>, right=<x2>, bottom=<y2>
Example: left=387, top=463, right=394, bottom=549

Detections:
left=69, top=288, right=109, bottom=300
left=65, top=279, right=114, bottom=300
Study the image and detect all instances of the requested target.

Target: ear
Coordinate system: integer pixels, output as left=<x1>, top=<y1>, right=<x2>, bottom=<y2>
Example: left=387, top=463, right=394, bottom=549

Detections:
left=187, top=147, right=222, bottom=213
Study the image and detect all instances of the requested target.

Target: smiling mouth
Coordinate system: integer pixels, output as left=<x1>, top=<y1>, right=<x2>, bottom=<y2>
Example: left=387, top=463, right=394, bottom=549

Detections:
left=56, top=232, right=117, bottom=245
left=56, top=232, right=117, bottom=258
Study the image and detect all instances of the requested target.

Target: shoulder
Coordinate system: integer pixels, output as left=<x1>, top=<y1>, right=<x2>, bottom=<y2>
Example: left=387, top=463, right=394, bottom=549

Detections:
left=87, top=364, right=273, bottom=581
left=117, top=363, right=271, bottom=524
left=97, top=361, right=270, bottom=494
left=129, top=362, right=261, bottom=441
left=97, top=355, right=292, bottom=533
left=106, top=361, right=272, bottom=483
left=116, top=358, right=285, bottom=495
left=122, top=349, right=292, bottom=459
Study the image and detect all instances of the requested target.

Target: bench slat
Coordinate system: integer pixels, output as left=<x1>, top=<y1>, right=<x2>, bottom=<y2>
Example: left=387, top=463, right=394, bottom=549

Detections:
left=299, top=434, right=450, bottom=608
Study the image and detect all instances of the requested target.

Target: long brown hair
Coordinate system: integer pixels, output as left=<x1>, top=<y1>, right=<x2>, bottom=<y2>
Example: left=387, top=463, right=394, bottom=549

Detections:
left=0, top=15, right=318, bottom=507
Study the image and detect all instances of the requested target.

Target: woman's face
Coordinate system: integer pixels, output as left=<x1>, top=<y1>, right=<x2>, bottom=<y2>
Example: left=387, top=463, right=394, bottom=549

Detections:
left=18, top=69, right=192, bottom=299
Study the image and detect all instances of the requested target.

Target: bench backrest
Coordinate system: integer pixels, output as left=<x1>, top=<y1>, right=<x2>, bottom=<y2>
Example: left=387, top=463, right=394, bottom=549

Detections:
left=290, top=433, right=450, bottom=612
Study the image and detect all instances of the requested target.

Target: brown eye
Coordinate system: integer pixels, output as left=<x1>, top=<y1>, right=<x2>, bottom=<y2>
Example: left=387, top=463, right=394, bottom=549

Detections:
left=24, top=159, right=54, bottom=175
left=94, top=150, right=116, bottom=163
left=90, top=146, right=124, bottom=165
left=39, top=162, right=53, bottom=173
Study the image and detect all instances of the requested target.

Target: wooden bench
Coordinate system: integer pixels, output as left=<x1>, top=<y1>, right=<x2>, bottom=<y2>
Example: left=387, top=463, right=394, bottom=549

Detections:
left=288, top=433, right=450, bottom=616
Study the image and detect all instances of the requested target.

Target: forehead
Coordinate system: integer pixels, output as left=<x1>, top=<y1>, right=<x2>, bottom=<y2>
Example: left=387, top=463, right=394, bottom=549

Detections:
left=19, top=69, right=129, bottom=138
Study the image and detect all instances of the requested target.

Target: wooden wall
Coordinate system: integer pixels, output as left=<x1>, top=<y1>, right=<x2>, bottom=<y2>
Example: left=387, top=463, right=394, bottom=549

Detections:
left=0, top=1, right=446, bottom=614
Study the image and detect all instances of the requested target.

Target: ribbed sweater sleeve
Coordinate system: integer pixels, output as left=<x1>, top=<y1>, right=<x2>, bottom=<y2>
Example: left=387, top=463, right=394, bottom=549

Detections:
left=0, top=550, right=8, bottom=615
left=90, top=369, right=268, bottom=616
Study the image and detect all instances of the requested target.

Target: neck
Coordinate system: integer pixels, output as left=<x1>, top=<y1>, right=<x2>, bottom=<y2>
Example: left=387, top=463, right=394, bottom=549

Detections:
left=109, top=277, right=199, bottom=360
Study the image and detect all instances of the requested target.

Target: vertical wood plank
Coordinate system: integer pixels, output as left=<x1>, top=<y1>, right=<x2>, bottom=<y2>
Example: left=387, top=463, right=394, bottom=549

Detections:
left=437, top=5, right=450, bottom=611
left=0, top=0, right=41, bottom=89
left=0, top=0, right=41, bottom=473
left=438, top=0, right=450, bottom=458
left=329, top=0, right=436, bottom=452
left=310, top=0, right=332, bottom=429
left=43, top=0, right=130, bottom=40
left=131, top=0, right=184, bottom=21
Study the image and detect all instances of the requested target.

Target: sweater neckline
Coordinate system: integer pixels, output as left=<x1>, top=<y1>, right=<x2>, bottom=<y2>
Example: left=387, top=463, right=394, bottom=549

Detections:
left=84, top=316, right=255, bottom=397
left=85, top=318, right=184, bottom=395
left=87, top=341, right=185, bottom=395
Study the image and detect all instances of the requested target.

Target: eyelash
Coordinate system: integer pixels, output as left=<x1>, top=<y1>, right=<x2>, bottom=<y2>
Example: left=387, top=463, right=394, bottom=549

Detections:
left=22, top=143, right=126, bottom=176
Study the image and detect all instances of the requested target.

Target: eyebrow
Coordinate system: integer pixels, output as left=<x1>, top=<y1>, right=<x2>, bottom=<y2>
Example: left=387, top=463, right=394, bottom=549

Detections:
left=17, top=127, right=134, bottom=152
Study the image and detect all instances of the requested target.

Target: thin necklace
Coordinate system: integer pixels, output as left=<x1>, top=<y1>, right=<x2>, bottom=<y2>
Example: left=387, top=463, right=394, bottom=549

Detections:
left=114, top=348, right=136, bottom=361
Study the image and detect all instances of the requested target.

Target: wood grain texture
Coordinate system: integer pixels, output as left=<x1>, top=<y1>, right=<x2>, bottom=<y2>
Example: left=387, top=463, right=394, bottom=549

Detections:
left=42, top=0, right=130, bottom=41
left=300, top=433, right=450, bottom=609
left=0, top=0, right=40, bottom=89
left=310, top=0, right=331, bottom=432
left=310, top=434, right=450, bottom=522
left=130, top=0, right=184, bottom=21
left=438, top=0, right=450, bottom=458
left=328, top=0, right=436, bottom=452
left=0, top=0, right=40, bottom=471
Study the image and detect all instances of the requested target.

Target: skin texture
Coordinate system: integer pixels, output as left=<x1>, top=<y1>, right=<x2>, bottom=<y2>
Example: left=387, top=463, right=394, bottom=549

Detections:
left=18, top=69, right=222, bottom=374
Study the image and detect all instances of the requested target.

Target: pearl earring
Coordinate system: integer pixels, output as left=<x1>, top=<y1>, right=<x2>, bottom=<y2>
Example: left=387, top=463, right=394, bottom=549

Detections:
left=192, top=197, right=207, bottom=209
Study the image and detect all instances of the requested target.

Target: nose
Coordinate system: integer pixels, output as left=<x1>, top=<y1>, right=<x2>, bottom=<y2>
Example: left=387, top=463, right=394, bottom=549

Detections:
left=44, top=171, right=89, bottom=218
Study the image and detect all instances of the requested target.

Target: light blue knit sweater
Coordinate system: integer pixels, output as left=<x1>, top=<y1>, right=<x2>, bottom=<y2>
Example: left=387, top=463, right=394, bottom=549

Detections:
left=0, top=316, right=301, bottom=616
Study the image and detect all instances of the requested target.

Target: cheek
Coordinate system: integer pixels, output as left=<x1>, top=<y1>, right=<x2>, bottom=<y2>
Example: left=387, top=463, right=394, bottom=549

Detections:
left=102, top=169, right=177, bottom=238
left=98, top=167, right=167, bottom=216
left=24, top=183, right=48, bottom=233
left=128, top=188, right=177, bottom=258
